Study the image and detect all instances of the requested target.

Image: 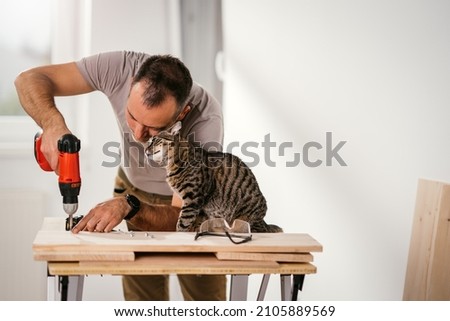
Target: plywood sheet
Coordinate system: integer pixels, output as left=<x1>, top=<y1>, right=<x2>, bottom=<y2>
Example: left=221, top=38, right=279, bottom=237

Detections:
left=403, top=178, right=450, bottom=300
left=34, top=250, right=135, bottom=262
left=215, top=252, right=313, bottom=262
left=33, top=218, right=322, bottom=261
left=47, top=253, right=317, bottom=276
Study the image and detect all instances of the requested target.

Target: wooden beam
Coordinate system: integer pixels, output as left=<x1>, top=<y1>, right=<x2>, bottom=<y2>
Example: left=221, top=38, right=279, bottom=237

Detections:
left=403, top=178, right=450, bottom=300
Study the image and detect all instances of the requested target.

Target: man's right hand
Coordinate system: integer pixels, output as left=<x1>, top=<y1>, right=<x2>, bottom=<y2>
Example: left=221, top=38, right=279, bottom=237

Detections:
left=39, top=126, right=71, bottom=174
left=71, top=197, right=130, bottom=233
left=15, top=62, right=95, bottom=172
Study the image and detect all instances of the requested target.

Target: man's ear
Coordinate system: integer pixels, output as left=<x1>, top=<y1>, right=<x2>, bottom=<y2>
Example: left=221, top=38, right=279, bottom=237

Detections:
left=178, top=105, right=191, bottom=121
left=170, top=121, right=182, bottom=135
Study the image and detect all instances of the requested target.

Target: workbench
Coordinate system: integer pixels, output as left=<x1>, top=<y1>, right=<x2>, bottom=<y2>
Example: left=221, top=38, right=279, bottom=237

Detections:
left=33, top=218, right=322, bottom=301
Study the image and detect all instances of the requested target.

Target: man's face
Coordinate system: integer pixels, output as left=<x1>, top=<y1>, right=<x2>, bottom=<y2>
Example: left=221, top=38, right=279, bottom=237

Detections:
left=126, top=82, right=179, bottom=144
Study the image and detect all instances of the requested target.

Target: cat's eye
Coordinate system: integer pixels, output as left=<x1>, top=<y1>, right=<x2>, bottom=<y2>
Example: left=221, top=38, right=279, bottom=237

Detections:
left=194, top=218, right=252, bottom=244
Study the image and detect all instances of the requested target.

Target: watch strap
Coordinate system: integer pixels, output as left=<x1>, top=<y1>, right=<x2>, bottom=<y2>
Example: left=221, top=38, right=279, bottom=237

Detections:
left=124, top=194, right=140, bottom=220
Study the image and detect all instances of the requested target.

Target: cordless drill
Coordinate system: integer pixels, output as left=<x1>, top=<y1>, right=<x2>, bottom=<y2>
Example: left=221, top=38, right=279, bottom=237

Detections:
left=34, top=133, right=81, bottom=230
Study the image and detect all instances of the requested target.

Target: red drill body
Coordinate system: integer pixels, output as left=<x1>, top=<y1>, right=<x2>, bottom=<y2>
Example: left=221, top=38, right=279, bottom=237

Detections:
left=34, top=133, right=81, bottom=219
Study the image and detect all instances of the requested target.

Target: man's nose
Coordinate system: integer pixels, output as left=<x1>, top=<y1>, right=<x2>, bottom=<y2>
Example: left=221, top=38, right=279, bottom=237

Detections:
left=133, top=124, right=151, bottom=142
left=147, top=128, right=160, bottom=137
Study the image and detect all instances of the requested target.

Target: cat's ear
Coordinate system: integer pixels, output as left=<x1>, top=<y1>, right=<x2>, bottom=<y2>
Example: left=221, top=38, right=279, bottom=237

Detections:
left=170, top=121, right=182, bottom=135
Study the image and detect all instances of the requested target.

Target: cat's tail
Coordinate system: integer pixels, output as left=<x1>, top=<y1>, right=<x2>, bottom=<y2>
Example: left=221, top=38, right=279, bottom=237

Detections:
left=266, top=223, right=283, bottom=233
left=252, top=221, right=284, bottom=233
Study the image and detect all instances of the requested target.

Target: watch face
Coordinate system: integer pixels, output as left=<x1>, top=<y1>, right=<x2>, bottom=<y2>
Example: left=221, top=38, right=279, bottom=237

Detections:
left=125, top=194, right=140, bottom=221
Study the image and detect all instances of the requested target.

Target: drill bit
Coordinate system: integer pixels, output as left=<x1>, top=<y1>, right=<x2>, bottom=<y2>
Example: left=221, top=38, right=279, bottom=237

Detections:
left=64, top=203, right=78, bottom=230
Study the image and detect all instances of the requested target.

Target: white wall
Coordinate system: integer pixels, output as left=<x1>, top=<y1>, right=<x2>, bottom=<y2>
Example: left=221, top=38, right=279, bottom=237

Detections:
left=222, top=0, right=450, bottom=300
left=3, top=0, right=450, bottom=301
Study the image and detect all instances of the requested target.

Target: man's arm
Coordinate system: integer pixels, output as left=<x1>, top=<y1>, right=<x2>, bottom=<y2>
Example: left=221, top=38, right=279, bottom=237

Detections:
left=71, top=194, right=182, bottom=233
left=127, top=194, right=182, bottom=231
left=14, top=62, right=94, bottom=170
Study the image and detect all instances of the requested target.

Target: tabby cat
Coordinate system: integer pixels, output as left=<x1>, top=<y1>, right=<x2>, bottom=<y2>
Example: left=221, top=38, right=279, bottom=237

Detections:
left=145, top=122, right=283, bottom=233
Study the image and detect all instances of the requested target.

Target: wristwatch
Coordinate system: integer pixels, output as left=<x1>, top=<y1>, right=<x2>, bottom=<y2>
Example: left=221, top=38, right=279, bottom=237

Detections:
left=124, top=194, right=140, bottom=220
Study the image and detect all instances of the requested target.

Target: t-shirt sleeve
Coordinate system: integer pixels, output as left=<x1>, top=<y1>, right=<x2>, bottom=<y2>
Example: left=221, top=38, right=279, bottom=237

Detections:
left=75, top=51, right=133, bottom=97
left=188, top=116, right=224, bottom=152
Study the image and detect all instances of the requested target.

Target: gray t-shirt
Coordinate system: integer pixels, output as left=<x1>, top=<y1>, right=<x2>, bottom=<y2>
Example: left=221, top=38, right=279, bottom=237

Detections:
left=76, top=51, right=223, bottom=195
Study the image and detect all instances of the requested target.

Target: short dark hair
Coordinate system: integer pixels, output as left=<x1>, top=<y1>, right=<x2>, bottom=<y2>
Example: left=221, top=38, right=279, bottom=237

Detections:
left=132, top=55, right=193, bottom=110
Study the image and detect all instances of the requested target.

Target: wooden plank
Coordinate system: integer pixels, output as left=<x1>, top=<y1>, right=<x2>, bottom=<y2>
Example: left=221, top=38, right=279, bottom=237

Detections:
left=33, top=250, right=135, bottom=262
left=47, top=253, right=317, bottom=276
left=403, top=179, right=439, bottom=300
left=403, top=178, right=450, bottom=300
left=428, top=183, right=450, bottom=299
left=33, top=218, right=323, bottom=262
left=215, top=252, right=313, bottom=262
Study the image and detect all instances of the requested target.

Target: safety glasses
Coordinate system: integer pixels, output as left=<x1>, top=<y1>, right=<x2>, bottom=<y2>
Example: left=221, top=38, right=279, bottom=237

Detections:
left=194, top=218, right=252, bottom=245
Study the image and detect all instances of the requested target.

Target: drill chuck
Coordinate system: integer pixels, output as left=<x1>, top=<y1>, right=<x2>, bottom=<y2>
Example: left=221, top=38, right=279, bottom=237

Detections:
left=59, top=181, right=81, bottom=213
left=63, top=203, right=78, bottom=216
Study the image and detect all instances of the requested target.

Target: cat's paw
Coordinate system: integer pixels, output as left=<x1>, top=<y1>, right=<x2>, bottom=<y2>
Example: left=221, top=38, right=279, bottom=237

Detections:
left=175, top=221, right=189, bottom=232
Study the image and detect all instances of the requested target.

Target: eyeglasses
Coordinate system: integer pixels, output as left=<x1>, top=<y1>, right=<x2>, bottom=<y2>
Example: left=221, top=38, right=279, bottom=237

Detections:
left=194, top=218, right=253, bottom=245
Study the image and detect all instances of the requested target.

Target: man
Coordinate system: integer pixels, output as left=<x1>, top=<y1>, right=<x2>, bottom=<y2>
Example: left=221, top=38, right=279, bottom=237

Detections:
left=15, top=51, right=226, bottom=300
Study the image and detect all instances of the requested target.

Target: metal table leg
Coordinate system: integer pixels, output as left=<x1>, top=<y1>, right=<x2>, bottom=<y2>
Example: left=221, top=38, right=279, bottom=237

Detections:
left=47, top=274, right=84, bottom=301
left=291, top=274, right=305, bottom=301
left=229, top=274, right=249, bottom=300
left=257, top=274, right=271, bottom=300
left=280, top=274, right=292, bottom=301
left=280, top=274, right=305, bottom=301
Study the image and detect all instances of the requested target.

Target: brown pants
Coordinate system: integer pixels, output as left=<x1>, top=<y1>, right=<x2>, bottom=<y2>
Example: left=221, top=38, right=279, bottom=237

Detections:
left=114, top=168, right=227, bottom=301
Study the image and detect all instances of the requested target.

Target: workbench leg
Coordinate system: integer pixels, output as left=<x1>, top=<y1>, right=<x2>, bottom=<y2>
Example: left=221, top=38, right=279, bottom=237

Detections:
left=291, top=274, right=305, bottom=301
left=280, top=274, right=292, bottom=301
left=47, top=275, right=84, bottom=301
left=280, top=274, right=305, bottom=301
left=229, top=275, right=249, bottom=301
left=257, top=274, right=271, bottom=301
left=47, top=275, right=57, bottom=301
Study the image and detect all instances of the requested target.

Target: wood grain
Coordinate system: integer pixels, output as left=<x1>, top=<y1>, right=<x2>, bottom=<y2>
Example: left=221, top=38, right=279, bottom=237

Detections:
left=47, top=253, right=317, bottom=276
left=215, top=252, right=313, bottom=262
left=33, top=218, right=322, bottom=262
left=403, top=178, right=450, bottom=300
left=35, top=218, right=321, bottom=280
left=33, top=250, right=135, bottom=262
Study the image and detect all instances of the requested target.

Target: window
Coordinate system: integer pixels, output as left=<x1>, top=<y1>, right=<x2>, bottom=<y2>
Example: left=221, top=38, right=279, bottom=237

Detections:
left=0, top=0, right=52, bottom=116
left=180, top=0, right=223, bottom=104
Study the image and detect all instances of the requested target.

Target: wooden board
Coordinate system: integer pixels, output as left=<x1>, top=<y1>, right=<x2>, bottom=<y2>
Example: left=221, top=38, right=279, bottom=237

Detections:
left=33, top=218, right=322, bottom=262
left=215, top=252, right=313, bottom=262
left=34, top=250, right=135, bottom=262
left=47, top=253, right=317, bottom=276
left=403, top=178, right=450, bottom=300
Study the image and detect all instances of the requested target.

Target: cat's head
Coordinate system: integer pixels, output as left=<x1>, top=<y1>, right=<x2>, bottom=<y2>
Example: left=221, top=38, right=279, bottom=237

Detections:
left=145, top=121, right=182, bottom=165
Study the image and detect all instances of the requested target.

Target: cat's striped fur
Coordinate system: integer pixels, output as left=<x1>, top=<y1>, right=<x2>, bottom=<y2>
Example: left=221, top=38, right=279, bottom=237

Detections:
left=146, top=124, right=283, bottom=233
